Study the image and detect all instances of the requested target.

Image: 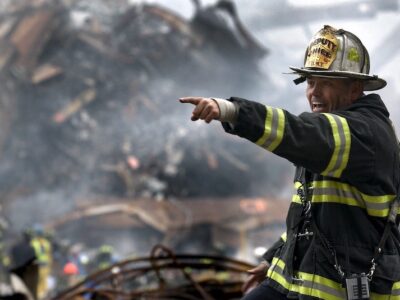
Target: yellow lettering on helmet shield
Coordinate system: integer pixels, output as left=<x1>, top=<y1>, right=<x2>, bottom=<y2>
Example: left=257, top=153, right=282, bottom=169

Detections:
left=305, top=27, right=339, bottom=70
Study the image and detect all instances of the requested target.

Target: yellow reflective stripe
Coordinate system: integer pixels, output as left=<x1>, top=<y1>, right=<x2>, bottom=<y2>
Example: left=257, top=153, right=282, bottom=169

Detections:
left=292, top=195, right=301, bottom=203
left=271, top=256, right=285, bottom=270
left=257, top=106, right=273, bottom=146
left=267, top=258, right=345, bottom=300
left=256, top=106, right=285, bottom=152
left=371, top=293, right=400, bottom=300
left=270, top=108, right=285, bottom=151
left=296, top=281, right=343, bottom=300
left=267, top=263, right=292, bottom=288
left=367, top=208, right=391, bottom=218
left=370, top=294, right=389, bottom=300
left=312, top=180, right=396, bottom=217
left=371, top=294, right=400, bottom=300
left=391, top=281, right=400, bottom=297
left=364, top=281, right=400, bottom=299
left=31, top=238, right=51, bottom=264
left=280, top=232, right=287, bottom=242
left=363, top=194, right=395, bottom=204
left=321, top=113, right=342, bottom=176
left=292, top=181, right=302, bottom=204
left=393, top=281, right=400, bottom=289
left=292, top=180, right=400, bottom=217
left=321, top=113, right=351, bottom=178
left=296, top=272, right=342, bottom=292
left=313, top=181, right=394, bottom=204
left=267, top=258, right=292, bottom=290
left=293, top=180, right=396, bottom=217
left=268, top=257, right=400, bottom=299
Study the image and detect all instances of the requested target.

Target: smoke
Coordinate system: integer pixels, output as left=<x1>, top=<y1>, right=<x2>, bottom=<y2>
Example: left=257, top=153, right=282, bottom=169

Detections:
left=2, top=0, right=399, bottom=260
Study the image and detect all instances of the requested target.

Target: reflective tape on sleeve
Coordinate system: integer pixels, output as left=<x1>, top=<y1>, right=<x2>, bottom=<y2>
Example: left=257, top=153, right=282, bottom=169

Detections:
left=321, top=113, right=351, bottom=178
left=256, top=106, right=285, bottom=152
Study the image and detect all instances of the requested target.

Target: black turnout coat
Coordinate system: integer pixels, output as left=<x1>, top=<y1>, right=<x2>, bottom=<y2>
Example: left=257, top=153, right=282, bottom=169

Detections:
left=223, top=93, right=400, bottom=299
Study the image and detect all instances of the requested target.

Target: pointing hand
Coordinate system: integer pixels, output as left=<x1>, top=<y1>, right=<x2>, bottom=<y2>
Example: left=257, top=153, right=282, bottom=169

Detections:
left=179, top=97, right=221, bottom=123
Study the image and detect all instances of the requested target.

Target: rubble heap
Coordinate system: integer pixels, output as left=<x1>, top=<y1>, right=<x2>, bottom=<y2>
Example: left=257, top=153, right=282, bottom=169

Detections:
left=0, top=0, right=288, bottom=228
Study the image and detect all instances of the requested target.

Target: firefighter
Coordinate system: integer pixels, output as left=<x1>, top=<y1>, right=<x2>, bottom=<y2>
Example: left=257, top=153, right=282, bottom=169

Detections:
left=8, top=230, right=38, bottom=300
left=62, top=261, right=79, bottom=288
left=91, top=245, right=116, bottom=272
left=180, top=25, right=400, bottom=299
left=0, top=218, right=10, bottom=283
left=30, top=225, right=52, bottom=300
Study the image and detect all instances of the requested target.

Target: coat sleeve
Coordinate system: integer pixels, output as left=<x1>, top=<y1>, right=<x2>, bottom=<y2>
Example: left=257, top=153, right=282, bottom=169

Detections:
left=221, top=97, right=375, bottom=180
left=262, top=232, right=286, bottom=263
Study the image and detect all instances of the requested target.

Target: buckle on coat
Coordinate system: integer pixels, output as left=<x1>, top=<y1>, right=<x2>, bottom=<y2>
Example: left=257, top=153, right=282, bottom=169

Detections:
left=296, top=228, right=314, bottom=240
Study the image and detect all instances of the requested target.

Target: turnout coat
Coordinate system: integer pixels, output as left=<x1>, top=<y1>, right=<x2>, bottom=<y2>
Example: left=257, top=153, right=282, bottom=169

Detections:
left=222, top=93, right=400, bottom=299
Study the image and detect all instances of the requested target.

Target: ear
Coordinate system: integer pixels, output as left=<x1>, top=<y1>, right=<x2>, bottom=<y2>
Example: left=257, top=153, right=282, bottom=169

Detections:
left=350, top=80, right=364, bottom=101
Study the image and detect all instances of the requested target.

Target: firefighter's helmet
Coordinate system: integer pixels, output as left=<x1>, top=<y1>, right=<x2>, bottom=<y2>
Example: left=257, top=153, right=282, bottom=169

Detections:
left=289, top=25, right=386, bottom=91
left=63, top=261, right=79, bottom=275
left=99, top=244, right=113, bottom=254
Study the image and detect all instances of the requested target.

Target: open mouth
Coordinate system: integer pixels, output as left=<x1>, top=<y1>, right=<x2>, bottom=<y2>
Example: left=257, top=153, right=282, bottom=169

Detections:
left=312, top=102, right=327, bottom=112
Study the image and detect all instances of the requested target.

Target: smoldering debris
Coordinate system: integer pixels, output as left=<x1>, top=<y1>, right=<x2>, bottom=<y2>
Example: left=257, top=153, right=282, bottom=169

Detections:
left=54, top=244, right=256, bottom=300
left=0, top=0, right=290, bottom=230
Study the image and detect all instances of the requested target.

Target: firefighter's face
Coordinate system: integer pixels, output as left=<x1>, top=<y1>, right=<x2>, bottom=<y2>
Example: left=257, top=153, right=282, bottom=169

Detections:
left=306, top=77, right=362, bottom=113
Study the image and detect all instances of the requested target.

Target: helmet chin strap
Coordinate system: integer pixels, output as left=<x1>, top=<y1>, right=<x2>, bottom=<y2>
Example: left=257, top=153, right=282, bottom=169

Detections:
left=293, top=76, right=306, bottom=85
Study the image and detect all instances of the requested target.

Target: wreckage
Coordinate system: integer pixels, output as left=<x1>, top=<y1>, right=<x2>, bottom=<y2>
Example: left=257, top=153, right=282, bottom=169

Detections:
left=54, top=244, right=255, bottom=300
left=0, top=0, right=270, bottom=201
left=0, top=0, right=284, bottom=298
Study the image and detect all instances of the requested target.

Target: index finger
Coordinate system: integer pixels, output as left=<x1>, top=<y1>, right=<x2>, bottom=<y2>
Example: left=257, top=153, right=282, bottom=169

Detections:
left=179, top=97, right=204, bottom=105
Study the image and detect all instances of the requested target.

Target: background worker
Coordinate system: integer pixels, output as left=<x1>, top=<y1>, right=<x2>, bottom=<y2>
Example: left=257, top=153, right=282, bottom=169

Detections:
left=180, top=25, right=400, bottom=299
left=30, top=225, right=52, bottom=300
left=8, top=229, right=38, bottom=300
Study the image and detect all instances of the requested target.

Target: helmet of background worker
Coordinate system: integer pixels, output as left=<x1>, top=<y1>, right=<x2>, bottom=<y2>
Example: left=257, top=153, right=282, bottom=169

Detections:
left=22, top=227, right=33, bottom=240
left=32, top=223, right=45, bottom=236
left=63, top=261, right=79, bottom=275
left=99, top=245, right=113, bottom=254
left=289, top=25, right=386, bottom=91
left=8, top=232, right=36, bottom=273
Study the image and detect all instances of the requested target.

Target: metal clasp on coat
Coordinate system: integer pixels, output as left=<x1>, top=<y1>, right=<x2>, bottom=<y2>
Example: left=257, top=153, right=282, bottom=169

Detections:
left=292, top=275, right=304, bottom=285
left=296, top=228, right=314, bottom=240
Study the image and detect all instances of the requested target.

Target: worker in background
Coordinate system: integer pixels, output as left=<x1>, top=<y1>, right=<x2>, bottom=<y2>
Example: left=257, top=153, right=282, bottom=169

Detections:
left=62, top=260, right=79, bottom=288
left=7, top=229, right=38, bottom=300
left=180, top=25, right=400, bottom=299
left=43, top=229, right=68, bottom=295
left=0, top=217, right=10, bottom=283
left=30, top=225, right=52, bottom=300
left=91, top=245, right=116, bottom=273
left=61, top=242, right=89, bottom=288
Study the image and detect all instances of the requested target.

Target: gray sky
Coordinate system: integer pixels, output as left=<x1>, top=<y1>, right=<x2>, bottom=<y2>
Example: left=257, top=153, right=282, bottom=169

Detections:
left=135, top=0, right=400, bottom=124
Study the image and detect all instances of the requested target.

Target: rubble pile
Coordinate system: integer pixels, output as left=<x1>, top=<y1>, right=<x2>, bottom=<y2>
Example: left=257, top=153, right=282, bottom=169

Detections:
left=0, top=0, right=295, bottom=243
left=54, top=244, right=255, bottom=300
left=0, top=2, right=289, bottom=298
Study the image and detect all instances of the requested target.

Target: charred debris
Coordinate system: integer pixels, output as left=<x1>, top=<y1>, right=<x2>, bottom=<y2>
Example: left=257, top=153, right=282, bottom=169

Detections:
left=54, top=244, right=256, bottom=300
left=0, top=0, right=291, bottom=264
left=0, top=0, right=292, bottom=298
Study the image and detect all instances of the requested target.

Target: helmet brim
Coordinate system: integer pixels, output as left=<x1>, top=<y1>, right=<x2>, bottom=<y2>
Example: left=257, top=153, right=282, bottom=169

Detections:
left=289, top=67, right=387, bottom=91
